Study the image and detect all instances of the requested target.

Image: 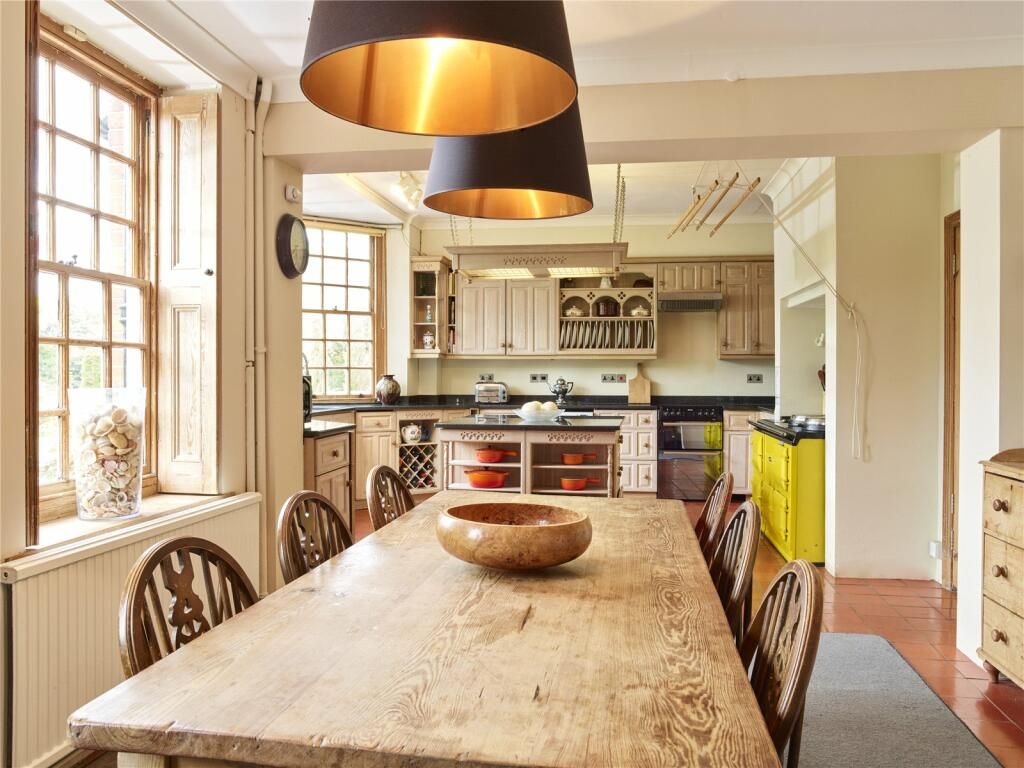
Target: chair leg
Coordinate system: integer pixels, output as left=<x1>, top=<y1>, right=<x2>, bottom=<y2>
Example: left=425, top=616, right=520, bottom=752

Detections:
left=786, top=703, right=806, bottom=768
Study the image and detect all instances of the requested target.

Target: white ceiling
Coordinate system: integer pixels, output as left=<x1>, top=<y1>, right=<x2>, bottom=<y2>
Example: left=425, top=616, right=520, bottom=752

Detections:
left=170, top=0, right=1024, bottom=101
left=304, top=159, right=783, bottom=227
left=41, top=0, right=215, bottom=90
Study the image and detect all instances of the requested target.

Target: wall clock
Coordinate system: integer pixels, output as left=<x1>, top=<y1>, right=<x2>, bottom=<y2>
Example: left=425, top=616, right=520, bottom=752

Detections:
left=276, top=214, right=309, bottom=278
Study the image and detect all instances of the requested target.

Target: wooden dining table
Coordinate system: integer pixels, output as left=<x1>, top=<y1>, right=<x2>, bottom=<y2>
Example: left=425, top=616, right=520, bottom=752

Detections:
left=69, top=490, right=780, bottom=768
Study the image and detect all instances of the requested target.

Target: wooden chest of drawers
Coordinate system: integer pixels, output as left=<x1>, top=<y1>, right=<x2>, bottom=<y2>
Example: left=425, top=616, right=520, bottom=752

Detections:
left=979, top=449, right=1024, bottom=687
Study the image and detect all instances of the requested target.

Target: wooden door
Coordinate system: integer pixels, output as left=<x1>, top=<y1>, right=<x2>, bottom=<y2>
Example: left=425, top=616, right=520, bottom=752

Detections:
left=752, top=263, right=775, bottom=356
left=658, top=263, right=720, bottom=293
left=353, top=431, right=397, bottom=502
left=456, top=276, right=506, bottom=355
left=719, top=262, right=752, bottom=356
left=943, top=211, right=961, bottom=589
left=725, top=431, right=752, bottom=495
left=507, top=278, right=557, bottom=355
left=315, top=466, right=352, bottom=534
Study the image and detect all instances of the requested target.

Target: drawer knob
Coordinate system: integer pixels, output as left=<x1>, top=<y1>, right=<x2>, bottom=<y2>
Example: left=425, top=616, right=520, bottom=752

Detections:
left=992, top=564, right=1008, bottom=579
left=331, top=449, right=340, bottom=458
left=993, top=498, right=1010, bottom=512
left=991, top=629, right=1008, bottom=644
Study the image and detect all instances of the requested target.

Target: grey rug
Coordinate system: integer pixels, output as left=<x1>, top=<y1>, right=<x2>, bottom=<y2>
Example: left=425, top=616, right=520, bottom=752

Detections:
left=800, top=633, right=1000, bottom=767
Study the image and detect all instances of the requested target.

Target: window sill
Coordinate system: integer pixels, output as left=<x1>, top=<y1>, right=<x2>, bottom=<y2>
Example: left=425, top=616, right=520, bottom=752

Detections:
left=2, top=492, right=262, bottom=582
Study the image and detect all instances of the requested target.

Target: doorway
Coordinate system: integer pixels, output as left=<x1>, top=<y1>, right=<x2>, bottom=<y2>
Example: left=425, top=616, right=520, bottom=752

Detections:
left=942, top=211, right=960, bottom=589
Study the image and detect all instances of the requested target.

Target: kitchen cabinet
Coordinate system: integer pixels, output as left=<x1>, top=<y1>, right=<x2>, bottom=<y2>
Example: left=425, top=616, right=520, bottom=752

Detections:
left=302, top=430, right=353, bottom=535
left=455, top=277, right=506, bottom=356
left=658, top=262, right=720, bottom=293
left=594, top=409, right=657, bottom=493
left=722, top=409, right=759, bottom=496
left=719, top=261, right=774, bottom=359
left=750, top=429, right=824, bottom=562
left=455, top=276, right=556, bottom=356
left=508, top=279, right=558, bottom=355
left=354, top=426, right=398, bottom=503
left=410, top=256, right=451, bottom=358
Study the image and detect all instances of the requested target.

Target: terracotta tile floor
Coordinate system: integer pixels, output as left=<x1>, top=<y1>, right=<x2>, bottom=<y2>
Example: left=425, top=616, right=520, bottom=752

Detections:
left=354, top=502, right=1024, bottom=765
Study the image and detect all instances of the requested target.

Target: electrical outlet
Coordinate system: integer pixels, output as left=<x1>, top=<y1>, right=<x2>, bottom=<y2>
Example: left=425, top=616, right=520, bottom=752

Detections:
left=529, top=373, right=549, bottom=383
left=601, top=373, right=627, bottom=383
left=929, top=540, right=943, bottom=560
left=747, top=373, right=764, bottom=384
left=478, top=373, right=494, bottom=382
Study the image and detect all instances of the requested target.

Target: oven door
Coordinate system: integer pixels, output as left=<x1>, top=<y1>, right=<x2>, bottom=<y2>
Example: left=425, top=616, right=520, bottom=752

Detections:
left=659, top=421, right=723, bottom=452
left=656, top=450, right=724, bottom=501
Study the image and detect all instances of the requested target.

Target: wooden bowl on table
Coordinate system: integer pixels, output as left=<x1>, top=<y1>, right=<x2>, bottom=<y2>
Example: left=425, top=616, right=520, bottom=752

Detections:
left=437, top=502, right=592, bottom=570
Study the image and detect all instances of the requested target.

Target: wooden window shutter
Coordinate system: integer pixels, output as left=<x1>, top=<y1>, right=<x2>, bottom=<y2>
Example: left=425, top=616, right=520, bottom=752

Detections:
left=157, top=92, right=219, bottom=493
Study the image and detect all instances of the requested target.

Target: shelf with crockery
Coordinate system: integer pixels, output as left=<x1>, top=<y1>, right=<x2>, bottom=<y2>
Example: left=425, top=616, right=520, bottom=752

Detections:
left=558, top=280, right=656, bottom=355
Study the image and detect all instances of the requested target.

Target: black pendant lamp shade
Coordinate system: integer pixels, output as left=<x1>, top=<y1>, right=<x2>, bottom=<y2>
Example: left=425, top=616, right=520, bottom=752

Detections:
left=423, top=100, right=592, bottom=220
left=301, top=1, right=578, bottom=137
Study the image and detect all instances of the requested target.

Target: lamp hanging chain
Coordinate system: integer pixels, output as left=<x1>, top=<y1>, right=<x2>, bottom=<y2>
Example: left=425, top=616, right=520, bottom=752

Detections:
left=467, top=215, right=474, bottom=245
left=449, top=215, right=459, bottom=247
left=612, top=164, right=627, bottom=242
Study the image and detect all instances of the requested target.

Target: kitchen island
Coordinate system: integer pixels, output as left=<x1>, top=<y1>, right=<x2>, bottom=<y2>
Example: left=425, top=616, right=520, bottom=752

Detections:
left=435, top=414, right=623, bottom=497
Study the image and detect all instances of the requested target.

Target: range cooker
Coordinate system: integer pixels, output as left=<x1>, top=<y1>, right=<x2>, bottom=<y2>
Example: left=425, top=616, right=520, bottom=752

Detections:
left=657, top=405, right=724, bottom=501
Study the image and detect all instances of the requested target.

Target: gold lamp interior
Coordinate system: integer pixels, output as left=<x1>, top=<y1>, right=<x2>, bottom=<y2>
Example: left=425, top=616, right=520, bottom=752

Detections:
left=424, top=187, right=593, bottom=220
left=301, top=37, right=577, bottom=136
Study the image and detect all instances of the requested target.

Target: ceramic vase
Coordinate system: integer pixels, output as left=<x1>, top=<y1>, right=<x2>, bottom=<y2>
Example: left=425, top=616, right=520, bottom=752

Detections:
left=375, top=374, right=401, bottom=404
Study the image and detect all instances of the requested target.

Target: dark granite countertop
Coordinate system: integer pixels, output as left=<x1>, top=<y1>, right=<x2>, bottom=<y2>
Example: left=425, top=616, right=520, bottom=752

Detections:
left=435, top=415, right=624, bottom=432
left=311, top=394, right=774, bottom=416
left=303, top=420, right=356, bottom=438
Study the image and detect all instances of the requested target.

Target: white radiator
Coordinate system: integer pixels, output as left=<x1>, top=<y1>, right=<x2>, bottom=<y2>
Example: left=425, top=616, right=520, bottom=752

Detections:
left=1, top=493, right=262, bottom=768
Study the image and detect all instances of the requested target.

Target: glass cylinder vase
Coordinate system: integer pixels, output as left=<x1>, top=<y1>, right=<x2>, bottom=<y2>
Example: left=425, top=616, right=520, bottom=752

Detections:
left=69, top=387, right=146, bottom=520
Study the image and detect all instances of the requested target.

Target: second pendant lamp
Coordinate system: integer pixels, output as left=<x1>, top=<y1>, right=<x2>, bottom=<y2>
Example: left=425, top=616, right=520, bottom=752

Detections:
left=424, top=101, right=592, bottom=220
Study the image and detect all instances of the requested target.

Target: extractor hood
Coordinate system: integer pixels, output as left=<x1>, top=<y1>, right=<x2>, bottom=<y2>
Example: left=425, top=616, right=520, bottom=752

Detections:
left=447, top=242, right=627, bottom=279
left=658, top=292, right=723, bottom=312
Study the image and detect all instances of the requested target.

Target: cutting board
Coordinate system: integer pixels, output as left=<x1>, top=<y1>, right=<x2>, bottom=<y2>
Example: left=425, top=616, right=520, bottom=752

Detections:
left=628, top=364, right=651, bottom=404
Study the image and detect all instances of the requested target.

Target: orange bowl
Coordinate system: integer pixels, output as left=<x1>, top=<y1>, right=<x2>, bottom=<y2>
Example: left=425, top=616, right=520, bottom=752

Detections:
left=465, top=469, right=509, bottom=489
left=561, top=452, right=596, bottom=465
left=559, top=476, right=601, bottom=491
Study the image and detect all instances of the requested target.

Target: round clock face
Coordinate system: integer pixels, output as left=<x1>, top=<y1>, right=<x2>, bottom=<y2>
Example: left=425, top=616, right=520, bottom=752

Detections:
left=276, top=214, right=309, bottom=278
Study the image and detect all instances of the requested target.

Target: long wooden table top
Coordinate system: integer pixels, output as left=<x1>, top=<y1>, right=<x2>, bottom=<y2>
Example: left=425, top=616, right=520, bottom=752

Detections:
left=70, top=491, right=780, bottom=768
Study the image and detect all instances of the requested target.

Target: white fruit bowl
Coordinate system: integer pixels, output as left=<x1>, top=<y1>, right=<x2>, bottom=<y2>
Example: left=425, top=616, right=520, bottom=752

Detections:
left=514, top=408, right=566, bottom=421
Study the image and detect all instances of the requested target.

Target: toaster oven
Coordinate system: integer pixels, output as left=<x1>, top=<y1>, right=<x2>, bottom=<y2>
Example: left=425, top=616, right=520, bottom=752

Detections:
left=474, top=381, right=509, bottom=404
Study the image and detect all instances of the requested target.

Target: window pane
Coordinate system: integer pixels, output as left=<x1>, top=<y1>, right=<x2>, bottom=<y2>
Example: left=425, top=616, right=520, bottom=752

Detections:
left=350, top=314, right=372, bottom=341
left=38, top=270, right=61, bottom=337
left=351, top=341, right=373, bottom=367
left=68, top=345, right=103, bottom=389
left=350, top=369, right=373, bottom=395
left=38, top=415, right=61, bottom=485
left=37, top=128, right=51, bottom=195
left=111, top=284, right=143, bottom=342
left=99, top=219, right=133, bottom=276
left=68, top=278, right=105, bottom=340
left=348, top=233, right=370, bottom=260
left=323, top=258, right=345, bottom=285
left=55, top=206, right=94, bottom=268
left=38, top=58, right=50, bottom=124
left=99, top=155, right=132, bottom=218
left=302, top=340, right=324, bottom=368
left=326, top=368, right=348, bottom=396
left=323, top=286, right=346, bottom=311
left=302, top=312, right=324, bottom=339
left=38, top=343, right=60, bottom=410
left=302, top=284, right=321, bottom=310
left=54, top=65, right=94, bottom=141
left=325, top=314, right=348, bottom=340
left=37, top=200, right=51, bottom=262
left=111, top=347, right=143, bottom=389
left=310, top=369, right=325, bottom=396
left=55, top=136, right=95, bottom=208
left=349, top=287, right=370, bottom=312
left=303, top=256, right=322, bottom=283
left=306, top=227, right=322, bottom=256
left=326, top=341, right=348, bottom=366
left=323, top=229, right=345, bottom=257
left=348, top=259, right=370, bottom=287
left=99, top=90, right=132, bottom=157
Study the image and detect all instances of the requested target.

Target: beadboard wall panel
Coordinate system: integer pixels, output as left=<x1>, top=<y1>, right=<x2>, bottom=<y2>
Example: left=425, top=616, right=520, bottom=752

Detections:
left=6, top=494, right=260, bottom=768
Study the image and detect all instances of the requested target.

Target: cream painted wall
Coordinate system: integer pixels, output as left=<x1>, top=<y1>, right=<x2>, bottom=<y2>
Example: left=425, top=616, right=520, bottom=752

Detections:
left=417, top=221, right=772, bottom=261
left=772, top=157, right=837, bottom=298
left=777, top=304, right=826, bottom=416
left=831, top=155, right=942, bottom=579
left=957, top=129, right=1024, bottom=664
left=384, top=226, right=415, bottom=390
left=261, top=157, right=304, bottom=590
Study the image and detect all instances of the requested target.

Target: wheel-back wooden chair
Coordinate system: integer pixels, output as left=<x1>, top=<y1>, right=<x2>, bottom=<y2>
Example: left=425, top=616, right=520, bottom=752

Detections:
left=708, top=500, right=761, bottom=644
left=694, top=471, right=734, bottom=562
left=366, top=464, right=415, bottom=531
left=119, top=536, right=259, bottom=677
left=277, top=490, right=354, bottom=584
left=739, top=560, right=824, bottom=768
